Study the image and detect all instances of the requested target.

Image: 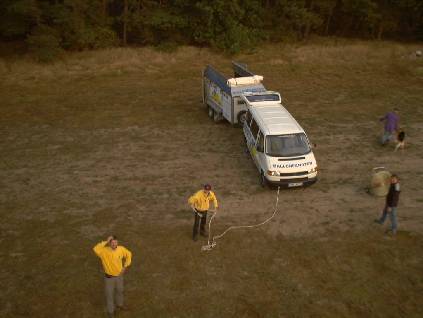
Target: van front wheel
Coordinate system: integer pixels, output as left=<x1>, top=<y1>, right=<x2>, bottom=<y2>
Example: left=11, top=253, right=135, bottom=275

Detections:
left=260, top=171, right=267, bottom=187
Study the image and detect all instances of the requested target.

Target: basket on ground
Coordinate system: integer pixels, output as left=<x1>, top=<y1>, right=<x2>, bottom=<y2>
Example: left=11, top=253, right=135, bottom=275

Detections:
left=370, top=167, right=391, bottom=197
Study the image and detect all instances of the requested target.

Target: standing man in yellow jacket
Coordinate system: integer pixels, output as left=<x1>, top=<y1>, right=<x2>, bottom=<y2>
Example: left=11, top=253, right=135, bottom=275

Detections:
left=93, top=236, right=132, bottom=318
left=188, top=184, right=219, bottom=241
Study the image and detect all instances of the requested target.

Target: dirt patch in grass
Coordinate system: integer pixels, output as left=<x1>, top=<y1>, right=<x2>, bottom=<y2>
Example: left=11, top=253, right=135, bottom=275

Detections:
left=1, top=41, right=423, bottom=317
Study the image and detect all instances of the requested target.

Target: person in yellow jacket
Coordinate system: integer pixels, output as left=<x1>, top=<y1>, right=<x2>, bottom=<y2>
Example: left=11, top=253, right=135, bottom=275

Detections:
left=93, top=236, right=132, bottom=318
left=188, top=184, right=219, bottom=241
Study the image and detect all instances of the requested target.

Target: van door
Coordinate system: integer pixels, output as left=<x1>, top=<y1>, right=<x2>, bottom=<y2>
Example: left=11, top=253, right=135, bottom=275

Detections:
left=245, top=118, right=261, bottom=171
left=255, top=130, right=267, bottom=173
left=243, top=111, right=253, bottom=146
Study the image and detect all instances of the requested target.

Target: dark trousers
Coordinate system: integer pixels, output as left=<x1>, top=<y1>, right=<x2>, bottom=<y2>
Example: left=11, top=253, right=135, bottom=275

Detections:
left=193, top=210, right=207, bottom=239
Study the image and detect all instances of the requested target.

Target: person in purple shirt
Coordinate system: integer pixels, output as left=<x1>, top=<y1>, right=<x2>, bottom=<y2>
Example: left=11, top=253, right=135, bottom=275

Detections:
left=380, top=108, right=399, bottom=145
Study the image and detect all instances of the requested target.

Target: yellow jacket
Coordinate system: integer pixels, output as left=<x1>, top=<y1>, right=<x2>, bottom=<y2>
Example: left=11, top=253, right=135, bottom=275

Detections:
left=188, top=190, right=218, bottom=211
left=93, top=241, right=132, bottom=276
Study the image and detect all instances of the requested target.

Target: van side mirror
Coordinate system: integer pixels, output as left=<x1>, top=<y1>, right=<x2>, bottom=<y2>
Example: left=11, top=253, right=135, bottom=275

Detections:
left=257, top=144, right=264, bottom=152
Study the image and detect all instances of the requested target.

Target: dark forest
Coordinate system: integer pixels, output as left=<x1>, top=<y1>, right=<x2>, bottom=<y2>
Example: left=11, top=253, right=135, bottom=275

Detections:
left=1, top=0, right=423, bottom=61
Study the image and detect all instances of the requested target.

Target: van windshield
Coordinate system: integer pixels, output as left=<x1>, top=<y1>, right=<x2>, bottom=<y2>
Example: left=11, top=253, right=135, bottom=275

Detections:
left=266, top=133, right=311, bottom=157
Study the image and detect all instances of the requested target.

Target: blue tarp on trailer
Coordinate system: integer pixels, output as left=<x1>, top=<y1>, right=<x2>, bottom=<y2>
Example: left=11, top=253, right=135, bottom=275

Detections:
left=232, top=61, right=255, bottom=77
left=204, top=65, right=232, bottom=95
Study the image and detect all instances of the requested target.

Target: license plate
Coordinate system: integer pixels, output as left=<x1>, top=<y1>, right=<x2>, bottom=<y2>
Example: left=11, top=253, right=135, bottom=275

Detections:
left=288, top=182, right=303, bottom=187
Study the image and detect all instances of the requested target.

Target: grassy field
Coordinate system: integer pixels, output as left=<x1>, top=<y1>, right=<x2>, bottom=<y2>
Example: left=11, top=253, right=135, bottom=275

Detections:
left=1, top=40, right=423, bottom=317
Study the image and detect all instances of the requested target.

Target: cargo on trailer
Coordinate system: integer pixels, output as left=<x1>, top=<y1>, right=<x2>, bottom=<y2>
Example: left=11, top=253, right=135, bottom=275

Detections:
left=202, top=62, right=266, bottom=125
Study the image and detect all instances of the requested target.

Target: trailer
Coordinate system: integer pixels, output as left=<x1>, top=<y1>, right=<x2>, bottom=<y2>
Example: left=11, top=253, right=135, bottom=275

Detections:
left=202, top=62, right=266, bottom=125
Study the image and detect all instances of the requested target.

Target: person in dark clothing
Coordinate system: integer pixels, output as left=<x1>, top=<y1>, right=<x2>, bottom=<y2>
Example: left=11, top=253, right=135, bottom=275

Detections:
left=375, top=175, right=401, bottom=235
left=394, top=128, right=405, bottom=152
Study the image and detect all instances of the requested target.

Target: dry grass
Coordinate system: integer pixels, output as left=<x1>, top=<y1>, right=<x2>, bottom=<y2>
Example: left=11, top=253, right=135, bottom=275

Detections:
left=1, top=40, right=421, bottom=83
left=0, top=46, right=218, bottom=84
left=1, top=40, right=423, bottom=317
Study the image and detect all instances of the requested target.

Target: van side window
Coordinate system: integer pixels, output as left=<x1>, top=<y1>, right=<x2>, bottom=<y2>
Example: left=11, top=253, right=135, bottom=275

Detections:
left=256, top=131, right=264, bottom=152
left=250, top=119, right=259, bottom=137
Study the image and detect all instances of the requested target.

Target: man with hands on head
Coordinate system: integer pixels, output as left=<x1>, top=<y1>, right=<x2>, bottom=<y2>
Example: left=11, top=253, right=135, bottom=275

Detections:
left=93, top=235, right=132, bottom=318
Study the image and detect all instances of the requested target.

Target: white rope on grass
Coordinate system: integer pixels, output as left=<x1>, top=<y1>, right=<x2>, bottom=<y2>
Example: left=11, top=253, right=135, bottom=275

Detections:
left=201, top=186, right=281, bottom=251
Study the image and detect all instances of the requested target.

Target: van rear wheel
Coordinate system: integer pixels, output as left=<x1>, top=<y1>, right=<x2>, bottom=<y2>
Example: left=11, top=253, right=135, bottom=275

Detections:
left=237, top=111, right=247, bottom=126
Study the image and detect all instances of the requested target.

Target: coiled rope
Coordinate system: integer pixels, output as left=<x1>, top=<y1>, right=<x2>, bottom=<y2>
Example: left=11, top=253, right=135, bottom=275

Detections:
left=201, top=186, right=281, bottom=251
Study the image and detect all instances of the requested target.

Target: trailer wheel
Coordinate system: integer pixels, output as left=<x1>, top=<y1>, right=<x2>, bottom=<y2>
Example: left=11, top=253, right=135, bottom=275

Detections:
left=237, top=111, right=247, bottom=126
left=213, top=110, right=220, bottom=122
left=208, top=106, right=214, bottom=118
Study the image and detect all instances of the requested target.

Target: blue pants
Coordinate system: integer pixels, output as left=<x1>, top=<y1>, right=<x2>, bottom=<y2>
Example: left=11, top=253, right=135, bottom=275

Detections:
left=381, top=131, right=393, bottom=145
left=378, top=206, right=397, bottom=232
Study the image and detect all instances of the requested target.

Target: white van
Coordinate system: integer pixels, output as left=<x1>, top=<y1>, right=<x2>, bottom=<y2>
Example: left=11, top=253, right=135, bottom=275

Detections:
left=242, top=91, right=318, bottom=187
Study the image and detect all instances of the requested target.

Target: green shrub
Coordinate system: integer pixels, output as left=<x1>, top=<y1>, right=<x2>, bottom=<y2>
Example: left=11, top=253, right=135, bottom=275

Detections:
left=212, top=24, right=260, bottom=55
left=26, top=25, right=62, bottom=62
left=80, top=27, right=118, bottom=49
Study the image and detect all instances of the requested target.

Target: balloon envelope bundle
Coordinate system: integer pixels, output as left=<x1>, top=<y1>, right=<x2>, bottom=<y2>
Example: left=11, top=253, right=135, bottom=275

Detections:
left=370, top=167, right=391, bottom=197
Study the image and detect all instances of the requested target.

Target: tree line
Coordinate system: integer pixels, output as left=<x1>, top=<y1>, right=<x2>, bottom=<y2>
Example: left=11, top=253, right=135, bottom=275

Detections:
left=1, top=0, right=422, bottom=61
